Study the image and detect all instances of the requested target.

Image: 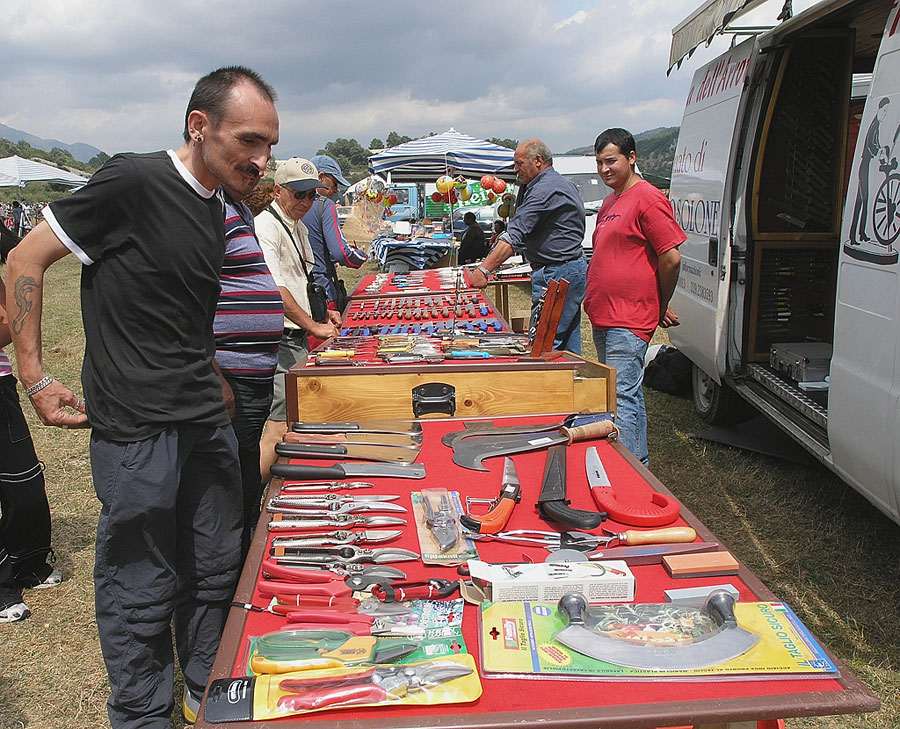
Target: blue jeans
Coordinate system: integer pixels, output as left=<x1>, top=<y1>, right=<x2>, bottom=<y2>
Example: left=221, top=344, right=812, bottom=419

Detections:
left=593, top=327, right=649, bottom=466
left=531, top=255, right=587, bottom=355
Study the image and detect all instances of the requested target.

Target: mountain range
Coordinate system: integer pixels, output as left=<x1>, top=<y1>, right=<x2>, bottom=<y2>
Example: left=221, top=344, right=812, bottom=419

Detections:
left=0, top=122, right=103, bottom=164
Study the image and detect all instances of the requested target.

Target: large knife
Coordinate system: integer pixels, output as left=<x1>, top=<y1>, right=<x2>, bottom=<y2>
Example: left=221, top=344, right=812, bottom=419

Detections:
left=284, top=431, right=421, bottom=448
left=585, top=446, right=679, bottom=527
left=293, top=420, right=423, bottom=439
left=271, top=462, right=426, bottom=480
left=275, top=442, right=418, bottom=464
left=440, top=413, right=612, bottom=448
left=536, top=446, right=604, bottom=530
left=453, top=419, right=617, bottom=471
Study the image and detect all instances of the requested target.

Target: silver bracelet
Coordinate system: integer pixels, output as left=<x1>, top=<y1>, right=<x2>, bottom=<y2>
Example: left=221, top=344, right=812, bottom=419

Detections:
left=475, top=265, right=493, bottom=280
left=25, top=376, right=53, bottom=397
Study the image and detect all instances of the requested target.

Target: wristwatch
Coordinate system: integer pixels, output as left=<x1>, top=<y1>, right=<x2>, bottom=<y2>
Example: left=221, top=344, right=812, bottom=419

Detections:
left=475, top=265, right=493, bottom=280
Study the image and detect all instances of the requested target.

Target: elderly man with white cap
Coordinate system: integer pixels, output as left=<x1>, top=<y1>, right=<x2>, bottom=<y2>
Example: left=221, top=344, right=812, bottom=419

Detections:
left=303, top=155, right=367, bottom=337
left=256, top=157, right=339, bottom=482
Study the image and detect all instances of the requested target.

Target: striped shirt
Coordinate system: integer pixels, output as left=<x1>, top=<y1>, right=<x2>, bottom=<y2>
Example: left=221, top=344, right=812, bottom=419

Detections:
left=213, top=196, right=284, bottom=379
left=0, top=347, right=11, bottom=378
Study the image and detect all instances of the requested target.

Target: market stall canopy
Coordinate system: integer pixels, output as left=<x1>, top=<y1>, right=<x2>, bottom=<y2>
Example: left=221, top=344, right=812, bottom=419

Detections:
left=367, top=129, right=516, bottom=183
left=669, top=0, right=768, bottom=73
left=0, top=155, right=90, bottom=187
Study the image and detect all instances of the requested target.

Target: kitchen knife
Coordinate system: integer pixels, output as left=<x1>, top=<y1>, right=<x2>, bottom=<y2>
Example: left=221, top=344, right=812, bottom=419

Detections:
left=292, top=420, right=423, bottom=438
left=275, top=442, right=418, bottom=464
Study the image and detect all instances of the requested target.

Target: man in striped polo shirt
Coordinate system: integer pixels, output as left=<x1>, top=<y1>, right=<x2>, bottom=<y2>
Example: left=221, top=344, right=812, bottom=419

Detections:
left=214, top=193, right=284, bottom=559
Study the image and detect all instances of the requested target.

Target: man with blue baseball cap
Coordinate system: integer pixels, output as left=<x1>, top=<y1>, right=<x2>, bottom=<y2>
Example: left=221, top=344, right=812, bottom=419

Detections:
left=303, top=155, right=367, bottom=327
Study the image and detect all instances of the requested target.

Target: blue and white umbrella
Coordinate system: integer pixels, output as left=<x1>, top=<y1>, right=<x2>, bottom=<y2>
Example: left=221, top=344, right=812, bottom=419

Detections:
left=368, top=128, right=515, bottom=182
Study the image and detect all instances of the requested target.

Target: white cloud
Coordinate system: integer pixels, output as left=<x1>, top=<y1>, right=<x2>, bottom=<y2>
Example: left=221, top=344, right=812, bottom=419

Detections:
left=0, top=0, right=803, bottom=158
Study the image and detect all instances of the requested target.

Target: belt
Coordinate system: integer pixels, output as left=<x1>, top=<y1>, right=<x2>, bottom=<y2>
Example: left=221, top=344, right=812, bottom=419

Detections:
left=283, top=328, right=307, bottom=338
left=531, top=253, right=585, bottom=271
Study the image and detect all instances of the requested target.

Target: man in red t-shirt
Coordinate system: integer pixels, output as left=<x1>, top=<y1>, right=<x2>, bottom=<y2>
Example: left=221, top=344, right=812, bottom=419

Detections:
left=584, top=128, right=685, bottom=465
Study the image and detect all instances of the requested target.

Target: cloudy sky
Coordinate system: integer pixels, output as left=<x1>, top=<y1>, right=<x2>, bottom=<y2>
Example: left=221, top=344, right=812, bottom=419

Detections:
left=0, top=0, right=818, bottom=157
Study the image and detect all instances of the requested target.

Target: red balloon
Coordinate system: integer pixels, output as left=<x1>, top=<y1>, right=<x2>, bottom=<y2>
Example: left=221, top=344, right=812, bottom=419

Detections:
left=487, top=191, right=496, bottom=200
left=431, top=191, right=442, bottom=203
left=480, top=175, right=495, bottom=190
left=388, top=193, right=399, bottom=205
left=441, top=192, right=451, bottom=202
left=449, top=190, right=458, bottom=203
left=492, top=178, right=507, bottom=194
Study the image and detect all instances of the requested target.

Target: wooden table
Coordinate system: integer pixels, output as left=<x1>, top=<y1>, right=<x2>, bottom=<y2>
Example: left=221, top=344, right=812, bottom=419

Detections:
left=197, top=414, right=879, bottom=729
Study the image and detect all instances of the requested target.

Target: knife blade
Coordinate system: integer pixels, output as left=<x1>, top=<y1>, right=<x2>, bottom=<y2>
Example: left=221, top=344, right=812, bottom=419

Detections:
left=271, top=462, right=426, bottom=480
left=284, top=431, right=421, bottom=448
left=275, top=442, right=418, bottom=464
left=292, top=420, right=423, bottom=438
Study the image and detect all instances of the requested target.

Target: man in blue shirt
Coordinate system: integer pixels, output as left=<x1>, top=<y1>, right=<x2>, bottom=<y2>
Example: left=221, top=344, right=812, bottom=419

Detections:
left=469, top=139, right=586, bottom=353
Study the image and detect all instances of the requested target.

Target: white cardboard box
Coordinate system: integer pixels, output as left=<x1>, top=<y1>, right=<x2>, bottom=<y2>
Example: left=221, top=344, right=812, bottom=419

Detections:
left=466, top=559, right=635, bottom=604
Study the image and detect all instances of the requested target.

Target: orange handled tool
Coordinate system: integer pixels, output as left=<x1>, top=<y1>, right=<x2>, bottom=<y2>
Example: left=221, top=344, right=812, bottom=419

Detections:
left=459, top=458, right=521, bottom=534
left=599, top=526, right=696, bottom=547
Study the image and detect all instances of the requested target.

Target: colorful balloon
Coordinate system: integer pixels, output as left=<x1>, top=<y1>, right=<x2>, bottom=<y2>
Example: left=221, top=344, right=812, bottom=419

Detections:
left=461, top=186, right=472, bottom=201
left=388, top=193, right=399, bottom=205
left=498, top=204, right=510, bottom=218
left=480, top=175, right=495, bottom=190
left=431, top=191, right=443, bottom=203
left=492, top=178, right=507, bottom=194
left=436, top=175, right=454, bottom=193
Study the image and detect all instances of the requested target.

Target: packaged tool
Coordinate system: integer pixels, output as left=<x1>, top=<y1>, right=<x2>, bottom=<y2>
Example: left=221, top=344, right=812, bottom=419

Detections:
left=461, top=559, right=635, bottom=604
left=204, top=655, right=482, bottom=721
left=411, top=489, right=478, bottom=565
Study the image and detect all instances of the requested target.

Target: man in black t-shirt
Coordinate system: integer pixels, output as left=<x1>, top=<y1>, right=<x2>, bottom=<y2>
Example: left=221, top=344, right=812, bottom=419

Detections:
left=6, top=67, right=279, bottom=728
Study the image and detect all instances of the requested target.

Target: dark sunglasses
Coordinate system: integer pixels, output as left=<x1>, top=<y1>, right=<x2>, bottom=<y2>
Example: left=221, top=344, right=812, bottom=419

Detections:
left=291, top=189, right=318, bottom=201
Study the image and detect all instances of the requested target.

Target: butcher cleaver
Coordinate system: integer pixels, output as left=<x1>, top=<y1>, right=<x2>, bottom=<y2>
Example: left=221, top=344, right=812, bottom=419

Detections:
left=554, top=590, right=759, bottom=671
left=453, top=420, right=618, bottom=471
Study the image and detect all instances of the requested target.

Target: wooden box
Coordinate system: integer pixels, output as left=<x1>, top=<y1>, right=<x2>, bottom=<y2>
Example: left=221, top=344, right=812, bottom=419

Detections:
left=286, top=353, right=616, bottom=422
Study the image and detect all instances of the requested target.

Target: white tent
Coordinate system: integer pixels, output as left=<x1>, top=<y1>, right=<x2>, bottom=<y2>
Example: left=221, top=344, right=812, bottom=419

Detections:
left=0, top=155, right=90, bottom=187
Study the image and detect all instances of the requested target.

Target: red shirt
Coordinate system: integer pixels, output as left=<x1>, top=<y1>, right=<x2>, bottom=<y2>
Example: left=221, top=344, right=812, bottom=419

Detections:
left=584, top=180, right=685, bottom=342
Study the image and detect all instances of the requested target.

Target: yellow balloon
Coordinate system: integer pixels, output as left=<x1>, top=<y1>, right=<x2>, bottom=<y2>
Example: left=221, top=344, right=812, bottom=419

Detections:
left=498, top=204, right=510, bottom=218
left=461, top=186, right=472, bottom=201
left=436, top=175, right=454, bottom=193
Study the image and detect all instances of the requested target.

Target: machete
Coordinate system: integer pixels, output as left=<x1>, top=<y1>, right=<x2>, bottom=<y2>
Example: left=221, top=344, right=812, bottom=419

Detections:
left=453, top=419, right=618, bottom=471
left=440, top=413, right=613, bottom=448
left=554, top=590, right=759, bottom=671
left=536, top=446, right=604, bottom=530
left=271, top=462, right=426, bottom=480
left=274, top=442, right=419, bottom=464
left=293, top=420, right=423, bottom=439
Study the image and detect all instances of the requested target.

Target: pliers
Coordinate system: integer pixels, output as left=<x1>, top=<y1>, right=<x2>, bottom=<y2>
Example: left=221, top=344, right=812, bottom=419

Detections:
left=275, top=660, right=474, bottom=710
left=268, top=514, right=408, bottom=530
left=273, top=545, right=420, bottom=565
left=271, top=530, right=403, bottom=548
left=267, top=499, right=407, bottom=515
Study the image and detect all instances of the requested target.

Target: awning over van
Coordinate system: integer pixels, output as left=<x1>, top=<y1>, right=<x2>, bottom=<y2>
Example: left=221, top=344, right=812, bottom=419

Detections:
left=669, top=0, right=767, bottom=73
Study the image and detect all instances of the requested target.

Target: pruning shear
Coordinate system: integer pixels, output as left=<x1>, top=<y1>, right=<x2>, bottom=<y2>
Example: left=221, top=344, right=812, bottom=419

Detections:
left=273, top=545, right=420, bottom=565
left=250, top=629, right=419, bottom=674
left=275, top=660, right=474, bottom=710
left=271, top=530, right=403, bottom=549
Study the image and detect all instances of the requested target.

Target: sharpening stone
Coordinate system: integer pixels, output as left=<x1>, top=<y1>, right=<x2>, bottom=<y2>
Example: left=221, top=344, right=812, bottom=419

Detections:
left=662, top=551, right=739, bottom=578
left=664, top=584, right=740, bottom=608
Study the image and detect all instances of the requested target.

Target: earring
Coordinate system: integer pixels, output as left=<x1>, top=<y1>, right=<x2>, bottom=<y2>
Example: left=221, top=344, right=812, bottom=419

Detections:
left=195, top=135, right=203, bottom=144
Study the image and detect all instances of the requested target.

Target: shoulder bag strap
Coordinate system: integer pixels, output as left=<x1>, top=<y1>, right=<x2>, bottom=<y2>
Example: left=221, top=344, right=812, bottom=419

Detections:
left=267, top=204, right=313, bottom=279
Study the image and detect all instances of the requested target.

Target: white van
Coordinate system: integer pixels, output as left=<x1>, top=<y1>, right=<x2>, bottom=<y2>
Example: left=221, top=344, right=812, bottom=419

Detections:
left=668, top=0, right=900, bottom=525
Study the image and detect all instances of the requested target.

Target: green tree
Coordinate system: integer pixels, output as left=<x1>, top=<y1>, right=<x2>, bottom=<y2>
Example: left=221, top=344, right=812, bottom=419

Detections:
left=385, top=131, right=413, bottom=148
left=369, top=138, right=384, bottom=150
left=86, top=151, right=110, bottom=172
left=49, top=146, right=78, bottom=169
left=317, top=138, right=372, bottom=185
left=488, top=137, right=518, bottom=150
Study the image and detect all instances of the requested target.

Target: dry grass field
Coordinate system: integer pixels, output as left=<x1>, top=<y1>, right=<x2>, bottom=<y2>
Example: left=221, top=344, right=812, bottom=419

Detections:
left=0, top=256, right=897, bottom=728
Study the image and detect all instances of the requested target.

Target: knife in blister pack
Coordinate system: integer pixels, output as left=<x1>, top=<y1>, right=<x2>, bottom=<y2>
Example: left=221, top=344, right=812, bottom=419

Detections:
left=271, top=462, right=426, bottom=481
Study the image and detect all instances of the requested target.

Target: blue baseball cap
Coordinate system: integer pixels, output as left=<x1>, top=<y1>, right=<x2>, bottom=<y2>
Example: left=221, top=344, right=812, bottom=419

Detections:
left=310, top=154, right=350, bottom=188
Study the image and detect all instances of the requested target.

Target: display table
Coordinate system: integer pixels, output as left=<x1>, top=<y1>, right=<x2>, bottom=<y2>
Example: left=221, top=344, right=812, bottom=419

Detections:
left=197, top=414, right=879, bottom=728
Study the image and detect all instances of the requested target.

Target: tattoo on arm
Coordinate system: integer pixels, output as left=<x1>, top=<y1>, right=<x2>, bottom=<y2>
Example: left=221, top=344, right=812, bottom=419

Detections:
left=12, top=275, right=39, bottom=335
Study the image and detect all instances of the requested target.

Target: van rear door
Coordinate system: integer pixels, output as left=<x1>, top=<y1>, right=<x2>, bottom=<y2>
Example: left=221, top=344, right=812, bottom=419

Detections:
left=830, top=2, right=900, bottom=520
left=668, top=38, right=756, bottom=382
